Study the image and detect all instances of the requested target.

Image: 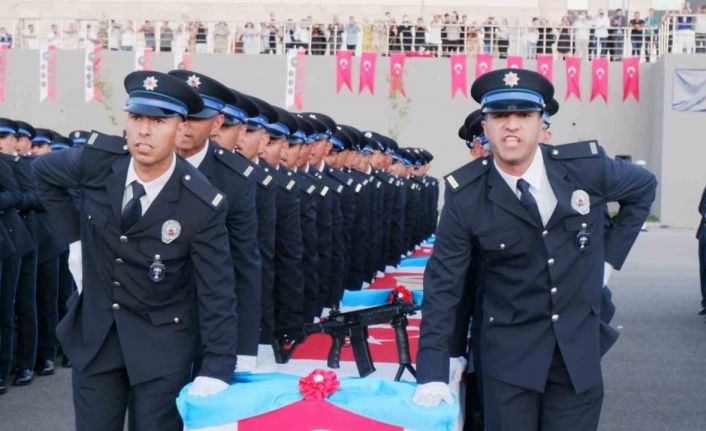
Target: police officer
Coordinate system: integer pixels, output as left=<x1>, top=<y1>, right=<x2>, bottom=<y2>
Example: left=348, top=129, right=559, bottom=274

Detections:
left=413, top=68, right=656, bottom=431
left=33, top=71, right=238, bottom=430
left=698, top=183, right=706, bottom=316
left=168, top=70, right=262, bottom=366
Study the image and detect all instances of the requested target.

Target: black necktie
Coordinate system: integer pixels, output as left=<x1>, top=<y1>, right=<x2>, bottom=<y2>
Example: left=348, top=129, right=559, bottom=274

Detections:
left=122, top=181, right=146, bottom=232
left=516, top=178, right=543, bottom=227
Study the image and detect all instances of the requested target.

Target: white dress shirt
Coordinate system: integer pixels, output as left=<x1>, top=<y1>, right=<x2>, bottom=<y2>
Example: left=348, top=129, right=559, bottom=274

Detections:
left=185, top=141, right=210, bottom=169
left=494, top=148, right=558, bottom=226
left=122, top=155, right=177, bottom=215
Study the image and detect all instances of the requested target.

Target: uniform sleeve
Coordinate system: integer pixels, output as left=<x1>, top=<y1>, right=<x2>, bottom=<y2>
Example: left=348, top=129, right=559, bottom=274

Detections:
left=274, top=193, right=304, bottom=329
left=190, top=203, right=238, bottom=382
left=31, top=147, right=83, bottom=245
left=699, top=185, right=706, bottom=217
left=601, top=152, right=658, bottom=270
left=14, top=161, right=44, bottom=211
left=416, top=189, right=473, bottom=384
left=0, top=161, right=22, bottom=211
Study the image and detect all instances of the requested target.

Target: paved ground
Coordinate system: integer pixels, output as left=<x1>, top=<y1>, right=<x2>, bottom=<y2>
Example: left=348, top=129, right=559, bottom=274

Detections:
left=0, top=227, right=704, bottom=430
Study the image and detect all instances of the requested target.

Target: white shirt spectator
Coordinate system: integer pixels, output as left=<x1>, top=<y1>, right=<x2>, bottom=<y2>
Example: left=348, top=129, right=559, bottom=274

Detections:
left=594, top=14, right=610, bottom=39
left=573, top=16, right=590, bottom=41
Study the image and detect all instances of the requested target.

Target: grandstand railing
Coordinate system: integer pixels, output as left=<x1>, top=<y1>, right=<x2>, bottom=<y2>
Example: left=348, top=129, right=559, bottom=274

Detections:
left=1, top=15, right=705, bottom=61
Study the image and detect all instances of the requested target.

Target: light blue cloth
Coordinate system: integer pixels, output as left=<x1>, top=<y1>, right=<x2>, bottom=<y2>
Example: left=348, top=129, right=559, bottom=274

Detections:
left=342, top=289, right=424, bottom=307
left=399, top=256, right=429, bottom=267
left=177, top=373, right=458, bottom=430
left=672, top=69, right=706, bottom=112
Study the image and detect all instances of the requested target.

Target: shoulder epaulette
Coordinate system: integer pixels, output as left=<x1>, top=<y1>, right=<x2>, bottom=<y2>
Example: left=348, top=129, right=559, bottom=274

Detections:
left=327, top=167, right=355, bottom=188
left=444, top=157, right=491, bottom=193
left=548, top=141, right=601, bottom=160
left=213, top=147, right=255, bottom=179
left=273, top=169, right=297, bottom=193
left=181, top=164, right=225, bottom=209
left=295, top=172, right=319, bottom=196
left=322, top=176, right=343, bottom=194
left=85, top=131, right=129, bottom=155
left=251, top=165, right=273, bottom=189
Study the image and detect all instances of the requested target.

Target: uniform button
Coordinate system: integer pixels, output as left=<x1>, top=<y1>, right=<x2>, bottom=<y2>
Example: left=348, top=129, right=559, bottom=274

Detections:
left=122, top=145, right=128, bottom=151
left=581, top=222, right=588, bottom=229
left=87, top=214, right=93, bottom=220
left=547, top=258, right=555, bottom=266
left=542, top=230, right=548, bottom=237
left=185, top=175, right=191, bottom=181
left=119, top=235, right=128, bottom=243
left=499, top=243, right=506, bottom=250
left=550, top=287, right=558, bottom=295
left=115, top=258, right=124, bottom=264
left=218, top=149, right=224, bottom=155
left=113, top=281, right=121, bottom=288
left=552, top=314, right=560, bottom=322
left=112, top=303, right=120, bottom=311
left=173, top=317, right=180, bottom=324
left=489, top=316, right=495, bottom=323
left=552, top=149, right=559, bottom=156
left=482, top=160, right=488, bottom=166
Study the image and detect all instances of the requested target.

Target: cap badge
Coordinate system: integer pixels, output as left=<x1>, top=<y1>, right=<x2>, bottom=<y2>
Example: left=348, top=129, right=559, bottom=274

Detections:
left=142, top=76, right=158, bottom=91
left=503, top=71, right=520, bottom=88
left=186, top=74, right=201, bottom=88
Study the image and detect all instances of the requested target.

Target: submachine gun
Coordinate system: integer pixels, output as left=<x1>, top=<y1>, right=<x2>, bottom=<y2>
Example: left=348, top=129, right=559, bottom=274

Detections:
left=272, top=294, right=420, bottom=381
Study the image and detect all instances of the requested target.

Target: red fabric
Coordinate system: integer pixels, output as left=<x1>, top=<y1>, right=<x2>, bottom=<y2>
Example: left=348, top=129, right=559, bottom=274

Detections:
left=92, top=46, right=103, bottom=101
left=590, top=57, right=608, bottom=103
left=180, top=52, right=192, bottom=70
left=405, top=52, right=434, bottom=58
left=506, top=55, right=524, bottom=70
left=565, top=56, right=581, bottom=101
left=336, top=50, right=353, bottom=93
left=536, top=55, right=553, bottom=82
left=359, top=52, right=377, bottom=94
left=369, top=272, right=423, bottom=289
left=291, top=319, right=420, bottom=364
left=141, top=48, right=153, bottom=71
left=294, top=51, right=306, bottom=109
left=623, top=57, right=640, bottom=101
left=238, top=400, right=403, bottom=431
left=0, top=44, right=8, bottom=102
left=47, top=46, right=57, bottom=99
left=299, top=369, right=340, bottom=400
left=475, top=53, right=493, bottom=79
left=389, top=53, right=406, bottom=97
left=450, top=54, right=467, bottom=98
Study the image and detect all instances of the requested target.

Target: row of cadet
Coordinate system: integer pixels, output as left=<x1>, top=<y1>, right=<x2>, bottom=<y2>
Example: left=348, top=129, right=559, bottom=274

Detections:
left=0, top=70, right=439, bottom=391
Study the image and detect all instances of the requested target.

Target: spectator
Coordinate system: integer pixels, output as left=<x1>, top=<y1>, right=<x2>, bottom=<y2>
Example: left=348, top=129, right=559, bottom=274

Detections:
left=482, top=16, right=497, bottom=53
left=526, top=17, right=539, bottom=58
left=283, top=19, right=297, bottom=51
left=47, top=23, right=61, bottom=48
left=344, top=16, right=360, bottom=51
left=629, top=11, right=645, bottom=58
left=467, top=20, right=481, bottom=55
left=362, top=19, right=373, bottom=51
left=160, top=21, right=173, bottom=52
left=696, top=6, right=706, bottom=54
left=64, top=22, right=80, bottom=49
left=676, top=5, right=696, bottom=53
left=644, top=8, right=659, bottom=61
left=80, top=23, right=100, bottom=49
left=195, top=22, right=208, bottom=53
left=371, top=19, right=387, bottom=53
left=593, top=9, right=610, bottom=57
left=328, top=15, right=344, bottom=54
left=214, top=21, right=230, bottom=53
left=536, top=18, right=555, bottom=54
left=414, top=17, right=427, bottom=52
left=557, top=16, right=573, bottom=58
left=445, top=14, right=461, bottom=53
left=109, top=20, right=120, bottom=50
left=428, top=15, right=443, bottom=54
left=241, top=22, right=259, bottom=54
left=610, top=9, right=627, bottom=60
left=173, top=24, right=189, bottom=53
left=296, top=19, right=311, bottom=52
left=267, top=20, right=278, bottom=54
left=398, top=15, right=413, bottom=52
left=497, top=18, right=510, bottom=59
left=573, top=13, right=590, bottom=59
left=21, top=23, right=38, bottom=49
left=0, top=27, right=12, bottom=47
left=139, top=20, right=155, bottom=50
left=388, top=18, right=400, bottom=52
left=312, top=23, right=327, bottom=54
left=441, top=13, right=449, bottom=53
left=120, top=21, right=134, bottom=51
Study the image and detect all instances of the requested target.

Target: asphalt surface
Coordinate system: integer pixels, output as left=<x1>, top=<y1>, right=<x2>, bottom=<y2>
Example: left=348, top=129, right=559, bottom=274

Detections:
left=0, top=227, right=704, bottom=431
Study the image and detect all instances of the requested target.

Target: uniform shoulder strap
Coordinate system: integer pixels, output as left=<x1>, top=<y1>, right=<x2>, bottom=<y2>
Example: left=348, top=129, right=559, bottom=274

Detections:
left=180, top=162, right=226, bottom=210
left=85, top=131, right=129, bottom=155
left=213, top=146, right=256, bottom=179
left=444, top=157, right=491, bottom=194
left=547, top=141, right=601, bottom=160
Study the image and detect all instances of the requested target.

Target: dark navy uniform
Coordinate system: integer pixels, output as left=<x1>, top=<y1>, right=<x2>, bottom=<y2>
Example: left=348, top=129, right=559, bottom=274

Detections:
left=293, top=168, right=319, bottom=322
left=698, top=184, right=706, bottom=315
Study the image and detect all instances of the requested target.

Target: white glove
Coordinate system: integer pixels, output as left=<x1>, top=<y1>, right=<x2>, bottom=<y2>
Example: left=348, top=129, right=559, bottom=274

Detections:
left=68, top=241, right=83, bottom=294
left=449, top=356, right=467, bottom=384
left=321, top=307, right=332, bottom=318
left=412, top=382, right=454, bottom=407
left=257, top=344, right=275, bottom=367
left=603, top=262, right=614, bottom=287
left=235, top=355, right=257, bottom=372
left=188, top=376, right=228, bottom=396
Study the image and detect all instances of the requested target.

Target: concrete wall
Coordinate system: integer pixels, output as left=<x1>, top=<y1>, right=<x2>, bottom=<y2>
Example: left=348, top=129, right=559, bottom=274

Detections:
left=0, top=49, right=704, bottom=227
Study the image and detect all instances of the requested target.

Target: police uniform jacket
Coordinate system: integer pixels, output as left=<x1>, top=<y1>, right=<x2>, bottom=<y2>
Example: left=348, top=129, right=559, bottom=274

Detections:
left=294, top=171, right=319, bottom=322
left=417, top=143, right=656, bottom=394
left=32, top=134, right=238, bottom=384
left=0, top=157, right=34, bottom=257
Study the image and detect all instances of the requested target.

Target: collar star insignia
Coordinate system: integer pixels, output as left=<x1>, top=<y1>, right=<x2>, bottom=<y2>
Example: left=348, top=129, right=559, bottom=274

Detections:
left=186, top=74, right=201, bottom=88
left=503, top=71, right=520, bottom=88
left=142, top=76, right=158, bottom=91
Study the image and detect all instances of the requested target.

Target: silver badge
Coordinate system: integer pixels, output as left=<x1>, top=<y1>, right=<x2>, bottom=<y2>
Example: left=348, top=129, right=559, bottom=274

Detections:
left=161, top=220, right=181, bottom=244
left=571, top=190, right=591, bottom=215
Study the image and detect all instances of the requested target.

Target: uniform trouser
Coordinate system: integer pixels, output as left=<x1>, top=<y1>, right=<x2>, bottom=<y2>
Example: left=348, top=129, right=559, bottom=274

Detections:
left=699, top=240, right=706, bottom=308
left=14, top=249, right=38, bottom=370
left=0, top=255, right=22, bottom=378
left=36, top=257, right=59, bottom=363
left=72, top=326, right=189, bottom=431
left=482, top=347, right=603, bottom=431
left=58, top=250, right=74, bottom=322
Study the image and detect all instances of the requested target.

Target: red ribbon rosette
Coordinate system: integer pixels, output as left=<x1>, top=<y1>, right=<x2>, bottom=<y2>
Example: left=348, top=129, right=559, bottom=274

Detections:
left=389, top=285, right=413, bottom=303
left=299, top=369, right=340, bottom=401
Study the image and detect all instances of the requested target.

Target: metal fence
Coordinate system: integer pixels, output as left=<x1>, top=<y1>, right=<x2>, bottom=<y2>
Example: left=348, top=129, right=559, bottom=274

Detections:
left=0, top=15, right=705, bottom=61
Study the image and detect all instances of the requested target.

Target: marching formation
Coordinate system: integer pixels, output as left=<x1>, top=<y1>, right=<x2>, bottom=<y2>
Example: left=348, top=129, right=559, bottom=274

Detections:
left=0, top=68, right=438, bottom=429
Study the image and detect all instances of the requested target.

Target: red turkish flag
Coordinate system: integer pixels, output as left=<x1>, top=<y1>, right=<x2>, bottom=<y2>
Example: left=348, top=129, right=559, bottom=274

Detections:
left=389, top=53, right=406, bottom=97
left=450, top=54, right=467, bottom=98
left=536, top=55, right=553, bottom=82
left=336, top=50, right=353, bottom=93
left=506, top=55, right=524, bottom=70
left=591, top=57, right=608, bottom=103
left=623, top=57, right=640, bottom=101
left=358, top=51, right=376, bottom=95
left=0, top=44, right=8, bottom=102
left=565, top=56, right=581, bottom=101
left=475, top=53, right=493, bottom=79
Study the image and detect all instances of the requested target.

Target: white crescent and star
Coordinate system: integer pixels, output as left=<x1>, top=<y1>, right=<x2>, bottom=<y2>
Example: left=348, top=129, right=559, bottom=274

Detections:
left=568, top=66, right=577, bottom=77
left=363, top=60, right=372, bottom=71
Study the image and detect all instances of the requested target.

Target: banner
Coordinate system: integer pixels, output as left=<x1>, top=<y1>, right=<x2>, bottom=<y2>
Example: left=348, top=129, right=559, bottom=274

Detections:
left=475, top=53, right=493, bottom=79
left=285, top=49, right=306, bottom=110
left=623, top=57, right=640, bottom=102
left=591, top=57, right=608, bottom=103
left=565, top=56, right=581, bottom=101
left=506, top=55, right=524, bottom=70
left=173, top=50, right=192, bottom=70
left=336, top=50, right=353, bottom=93
left=0, top=44, right=7, bottom=102
left=134, top=47, right=153, bottom=71
left=84, top=45, right=102, bottom=102
left=672, top=69, right=706, bottom=112
left=39, top=44, right=57, bottom=102
left=449, top=54, right=467, bottom=99
left=359, top=52, right=376, bottom=95
left=536, top=55, right=553, bottom=83
left=389, top=53, right=406, bottom=97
